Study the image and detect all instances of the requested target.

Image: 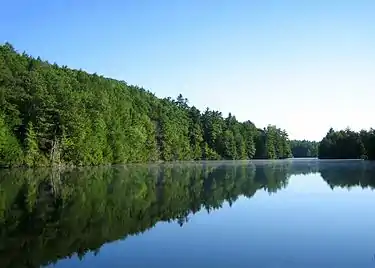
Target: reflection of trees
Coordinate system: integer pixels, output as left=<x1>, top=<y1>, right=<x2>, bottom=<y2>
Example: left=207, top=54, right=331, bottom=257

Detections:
left=254, top=162, right=291, bottom=194
left=287, top=160, right=320, bottom=175
left=285, top=159, right=375, bottom=190
left=0, top=162, right=292, bottom=268
left=2, top=160, right=372, bottom=268
left=319, top=161, right=375, bottom=189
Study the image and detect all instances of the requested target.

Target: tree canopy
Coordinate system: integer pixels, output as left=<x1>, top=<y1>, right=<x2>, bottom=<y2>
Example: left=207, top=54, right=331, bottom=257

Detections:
left=290, top=140, right=319, bottom=158
left=1, top=43, right=374, bottom=164
left=318, top=128, right=375, bottom=160
left=0, top=43, right=293, bottom=167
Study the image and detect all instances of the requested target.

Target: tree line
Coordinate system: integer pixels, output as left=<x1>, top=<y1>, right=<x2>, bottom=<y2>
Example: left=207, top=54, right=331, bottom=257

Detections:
left=0, top=43, right=293, bottom=167
left=318, top=128, right=375, bottom=160
left=1, top=43, right=373, bottom=163
left=290, top=140, right=319, bottom=158
left=290, top=129, right=375, bottom=160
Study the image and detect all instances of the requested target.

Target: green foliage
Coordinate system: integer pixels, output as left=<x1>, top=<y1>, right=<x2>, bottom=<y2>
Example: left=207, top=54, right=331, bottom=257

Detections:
left=0, top=115, right=23, bottom=167
left=318, top=128, right=372, bottom=159
left=290, top=140, right=319, bottom=158
left=241, top=121, right=257, bottom=159
left=221, top=130, right=237, bottom=159
left=24, top=122, right=40, bottom=167
left=0, top=43, right=293, bottom=166
left=359, top=129, right=375, bottom=160
left=202, top=143, right=221, bottom=160
left=254, top=125, right=292, bottom=159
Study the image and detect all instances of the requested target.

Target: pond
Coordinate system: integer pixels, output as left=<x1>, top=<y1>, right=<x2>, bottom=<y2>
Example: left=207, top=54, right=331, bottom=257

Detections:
left=0, top=159, right=374, bottom=268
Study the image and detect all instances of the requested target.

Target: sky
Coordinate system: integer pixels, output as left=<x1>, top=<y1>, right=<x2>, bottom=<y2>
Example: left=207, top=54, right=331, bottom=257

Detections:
left=1, top=0, right=374, bottom=141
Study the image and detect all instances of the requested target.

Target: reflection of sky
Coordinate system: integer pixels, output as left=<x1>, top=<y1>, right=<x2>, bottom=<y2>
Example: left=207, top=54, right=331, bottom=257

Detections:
left=51, top=173, right=375, bottom=268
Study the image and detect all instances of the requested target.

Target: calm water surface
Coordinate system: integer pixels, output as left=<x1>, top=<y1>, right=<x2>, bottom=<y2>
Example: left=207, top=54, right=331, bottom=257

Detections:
left=0, top=160, right=375, bottom=268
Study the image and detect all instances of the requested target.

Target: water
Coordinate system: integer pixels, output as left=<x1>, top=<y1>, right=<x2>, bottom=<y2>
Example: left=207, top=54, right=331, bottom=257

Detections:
left=0, top=160, right=375, bottom=268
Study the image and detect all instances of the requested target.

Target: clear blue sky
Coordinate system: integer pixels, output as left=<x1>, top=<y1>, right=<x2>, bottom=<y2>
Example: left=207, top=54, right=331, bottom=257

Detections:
left=1, top=0, right=374, bottom=141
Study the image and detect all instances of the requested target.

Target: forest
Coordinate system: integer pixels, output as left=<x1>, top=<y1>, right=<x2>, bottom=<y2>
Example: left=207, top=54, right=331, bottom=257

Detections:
left=318, top=128, right=375, bottom=160
left=0, top=161, right=372, bottom=267
left=290, top=130, right=375, bottom=160
left=0, top=43, right=293, bottom=167
left=290, top=140, right=319, bottom=158
left=1, top=43, right=374, bottom=165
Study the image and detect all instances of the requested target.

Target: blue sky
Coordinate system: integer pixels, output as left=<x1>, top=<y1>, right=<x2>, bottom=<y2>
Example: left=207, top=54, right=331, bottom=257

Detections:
left=1, top=0, right=374, bottom=141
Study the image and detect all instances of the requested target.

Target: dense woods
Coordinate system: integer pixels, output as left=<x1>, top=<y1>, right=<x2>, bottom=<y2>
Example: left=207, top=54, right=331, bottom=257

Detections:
left=291, top=128, right=375, bottom=160
left=0, top=161, right=371, bottom=267
left=0, top=43, right=293, bottom=167
left=318, top=128, right=375, bottom=160
left=290, top=140, right=319, bottom=158
left=2, top=43, right=375, bottom=164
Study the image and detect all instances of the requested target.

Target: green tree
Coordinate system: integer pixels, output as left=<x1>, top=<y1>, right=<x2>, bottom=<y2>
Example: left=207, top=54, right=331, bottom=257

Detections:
left=0, top=43, right=295, bottom=166
left=24, top=122, right=40, bottom=167
left=0, top=114, right=23, bottom=166
left=290, top=139, right=319, bottom=158
left=318, top=128, right=367, bottom=159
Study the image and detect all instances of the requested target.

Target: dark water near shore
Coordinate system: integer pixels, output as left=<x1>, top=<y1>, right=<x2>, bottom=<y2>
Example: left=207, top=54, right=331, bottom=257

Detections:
left=0, top=160, right=375, bottom=268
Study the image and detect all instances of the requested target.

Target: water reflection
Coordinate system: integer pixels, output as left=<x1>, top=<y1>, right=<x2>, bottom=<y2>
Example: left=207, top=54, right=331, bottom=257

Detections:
left=0, top=160, right=373, bottom=267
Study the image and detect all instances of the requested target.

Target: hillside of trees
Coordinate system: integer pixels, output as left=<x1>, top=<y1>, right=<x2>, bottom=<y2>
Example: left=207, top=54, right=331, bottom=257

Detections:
left=318, top=128, right=375, bottom=160
left=0, top=43, right=293, bottom=167
left=290, top=140, right=319, bottom=158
